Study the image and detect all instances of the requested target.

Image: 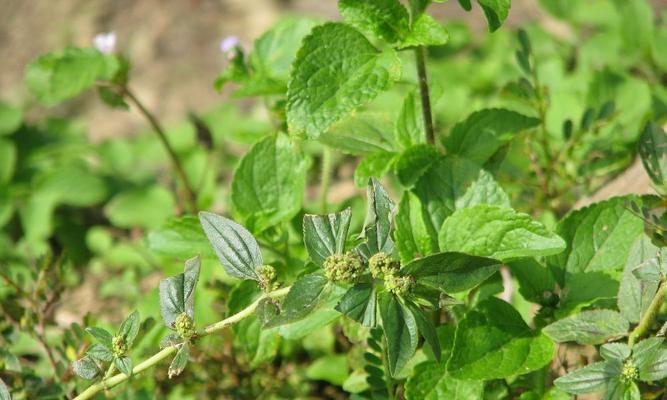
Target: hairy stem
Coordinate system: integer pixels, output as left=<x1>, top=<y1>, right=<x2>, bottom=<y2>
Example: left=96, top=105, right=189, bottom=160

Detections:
left=121, top=86, right=198, bottom=213
left=628, top=279, right=667, bottom=347
left=319, top=147, right=332, bottom=214
left=73, top=286, right=291, bottom=400
left=414, top=46, right=435, bottom=146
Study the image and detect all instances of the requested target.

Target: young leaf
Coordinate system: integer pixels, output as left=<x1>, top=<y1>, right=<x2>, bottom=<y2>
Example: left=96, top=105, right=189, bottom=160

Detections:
left=405, top=362, right=483, bottom=400
left=378, top=292, right=418, bottom=376
left=114, top=356, right=133, bottom=376
left=265, top=273, right=330, bottom=328
left=638, top=122, right=667, bottom=190
left=303, top=208, right=353, bottom=267
left=231, top=133, right=308, bottom=232
left=357, top=178, right=396, bottom=259
left=443, top=108, right=540, bottom=165
left=600, top=343, right=631, bottom=362
left=118, top=310, right=141, bottom=348
left=553, top=362, right=620, bottom=394
left=336, top=283, right=377, bottom=327
left=399, top=14, right=449, bottom=48
left=86, top=343, right=114, bottom=363
left=286, top=23, right=401, bottom=139
left=168, top=343, right=190, bottom=379
left=338, top=0, right=410, bottom=43
left=72, top=356, right=101, bottom=380
left=439, top=205, right=566, bottom=261
left=86, top=327, right=113, bottom=349
left=401, top=251, right=501, bottom=293
left=159, top=256, right=201, bottom=328
left=543, top=310, right=629, bottom=345
left=199, top=213, right=262, bottom=280
left=394, top=192, right=437, bottom=263
left=447, top=298, right=554, bottom=380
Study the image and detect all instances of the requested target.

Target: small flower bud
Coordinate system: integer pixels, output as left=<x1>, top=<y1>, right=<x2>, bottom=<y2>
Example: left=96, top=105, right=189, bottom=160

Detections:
left=368, top=252, right=398, bottom=278
left=93, top=32, right=116, bottom=55
left=257, top=265, right=277, bottom=292
left=174, top=313, right=195, bottom=341
left=384, top=272, right=414, bottom=296
left=220, top=36, right=240, bottom=60
left=323, top=251, right=364, bottom=283
left=112, top=335, right=128, bottom=356
left=620, top=360, right=638, bottom=384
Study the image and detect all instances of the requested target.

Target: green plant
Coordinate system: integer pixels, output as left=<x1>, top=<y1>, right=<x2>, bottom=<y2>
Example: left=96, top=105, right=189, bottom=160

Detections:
left=2, top=0, right=667, bottom=399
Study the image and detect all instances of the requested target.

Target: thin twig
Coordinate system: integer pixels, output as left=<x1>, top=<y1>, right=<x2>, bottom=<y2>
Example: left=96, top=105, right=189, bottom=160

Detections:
left=628, top=279, right=667, bottom=347
left=414, top=46, right=436, bottom=146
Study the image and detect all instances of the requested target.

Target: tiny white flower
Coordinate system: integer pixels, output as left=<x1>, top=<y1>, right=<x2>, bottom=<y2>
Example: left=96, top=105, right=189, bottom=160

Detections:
left=93, top=32, right=116, bottom=55
left=220, top=36, right=240, bottom=55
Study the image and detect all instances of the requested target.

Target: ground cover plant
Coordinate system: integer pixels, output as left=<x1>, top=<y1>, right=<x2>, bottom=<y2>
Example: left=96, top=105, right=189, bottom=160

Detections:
left=2, top=0, right=667, bottom=399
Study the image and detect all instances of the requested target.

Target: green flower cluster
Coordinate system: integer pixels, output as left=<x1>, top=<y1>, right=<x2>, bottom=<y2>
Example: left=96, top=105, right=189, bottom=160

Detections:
left=174, top=313, right=195, bottom=340
left=257, top=264, right=278, bottom=292
left=384, top=272, right=414, bottom=296
left=368, top=252, right=399, bottom=278
left=112, top=335, right=128, bottom=357
left=620, top=360, right=639, bottom=384
left=324, top=251, right=364, bottom=283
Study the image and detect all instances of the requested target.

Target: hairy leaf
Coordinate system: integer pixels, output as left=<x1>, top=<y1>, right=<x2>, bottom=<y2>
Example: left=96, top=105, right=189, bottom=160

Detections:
left=72, top=356, right=101, bottom=380
left=339, top=0, right=410, bottom=43
left=168, top=343, right=190, bottom=379
left=543, top=310, right=629, bottom=345
left=379, top=293, right=418, bottom=376
left=638, top=122, right=667, bottom=190
left=87, top=343, right=114, bottom=363
left=159, top=256, right=201, bottom=328
left=357, top=178, right=396, bottom=258
left=303, top=208, right=352, bottom=267
left=86, top=327, right=113, bottom=349
left=394, top=192, right=438, bottom=263
left=554, top=361, right=620, bottom=394
left=118, top=310, right=141, bottom=348
left=336, top=283, right=377, bottom=327
left=618, top=236, right=660, bottom=323
left=265, top=273, right=330, bottom=328
left=114, top=356, right=133, bottom=376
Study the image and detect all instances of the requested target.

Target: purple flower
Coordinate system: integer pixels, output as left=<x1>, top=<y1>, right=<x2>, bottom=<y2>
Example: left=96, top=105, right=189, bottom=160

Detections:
left=220, top=36, right=240, bottom=54
left=93, top=32, right=116, bottom=55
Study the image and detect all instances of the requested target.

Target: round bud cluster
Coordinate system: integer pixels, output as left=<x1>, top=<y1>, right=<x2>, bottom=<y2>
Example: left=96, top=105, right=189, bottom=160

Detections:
left=323, top=252, right=364, bottom=283
left=174, top=313, right=195, bottom=340
left=620, top=360, right=639, bottom=384
left=384, top=273, right=415, bottom=296
left=257, top=265, right=278, bottom=292
left=112, top=335, right=128, bottom=356
left=368, top=252, right=399, bottom=278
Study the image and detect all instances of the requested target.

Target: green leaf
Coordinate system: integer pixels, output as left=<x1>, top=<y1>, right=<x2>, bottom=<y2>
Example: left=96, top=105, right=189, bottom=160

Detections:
left=354, top=151, right=397, bottom=188
left=231, top=133, right=308, bottom=232
left=444, top=109, right=540, bottom=165
left=633, top=337, right=663, bottom=373
left=159, top=256, right=201, bottom=327
left=338, top=0, right=410, bottom=43
left=25, top=47, right=119, bottom=105
left=617, top=236, right=660, bottom=323
left=394, top=192, right=437, bottom=263
left=379, top=293, right=418, bottom=376
left=199, top=212, right=262, bottom=280
left=147, top=216, right=214, bottom=259
left=447, top=298, right=554, bottom=379
left=507, top=259, right=556, bottom=304
left=439, top=205, right=565, bottom=261
left=86, top=327, right=113, bottom=350
left=547, top=197, right=644, bottom=287
left=409, top=304, right=440, bottom=361
left=638, top=122, right=667, bottom=191
left=38, top=163, right=108, bottom=207
left=600, top=343, right=631, bottom=362
left=265, top=273, right=330, bottom=327
left=0, top=102, right=22, bottom=136
left=399, top=14, right=449, bottom=48
left=0, top=378, right=10, bottom=400
left=168, top=343, right=190, bottom=379
left=72, top=356, right=101, bottom=380
left=335, top=283, right=377, bottom=327
left=393, top=144, right=439, bottom=187
left=114, top=356, right=133, bottom=376
left=554, top=361, right=619, bottom=395
left=287, top=23, right=401, bottom=139
left=405, top=362, right=484, bottom=400
left=414, top=156, right=510, bottom=232
left=477, top=0, right=511, bottom=32
left=357, top=178, right=396, bottom=258
left=319, top=112, right=396, bottom=155
left=303, top=208, right=352, bottom=267
left=87, top=343, right=114, bottom=363
left=104, top=186, right=175, bottom=229
left=0, top=140, right=15, bottom=185
left=543, top=310, right=629, bottom=345
left=638, top=350, right=667, bottom=382
left=401, top=251, right=501, bottom=293
left=305, top=354, right=349, bottom=385
left=118, top=310, right=141, bottom=348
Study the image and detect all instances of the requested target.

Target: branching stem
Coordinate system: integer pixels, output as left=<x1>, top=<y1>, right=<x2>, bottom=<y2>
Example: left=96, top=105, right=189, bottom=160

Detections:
left=628, top=279, right=667, bottom=347
left=414, top=46, right=435, bottom=146
left=73, top=286, right=291, bottom=400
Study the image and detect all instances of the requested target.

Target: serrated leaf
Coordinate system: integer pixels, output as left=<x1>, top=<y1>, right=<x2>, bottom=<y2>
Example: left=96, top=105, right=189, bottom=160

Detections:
left=543, top=310, right=629, bottom=345
left=405, top=362, right=483, bottom=400
left=554, top=361, right=620, bottom=395
left=354, top=151, right=397, bottom=188
left=600, top=343, right=631, bottom=362
left=303, top=208, right=352, bottom=267
left=401, top=251, right=501, bottom=293
left=414, top=156, right=510, bottom=233
left=439, top=205, right=565, bottom=261
left=287, top=23, right=401, bottom=139
left=379, top=292, right=418, bottom=376
left=168, top=343, right=190, bottom=379
left=638, top=122, right=667, bottom=190
left=86, top=343, right=114, bottom=363
left=394, top=144, right=439, bottom=187
left=357, top=178, right=396, bottom=259
left=319, top=112, right=396, bottom=155
left=86, top=327, right=113, bottom=349
left=114, top=356, right=133, bottom=376
left=637, top=347, right=667, bottom=382
left=265, top=273, right=330, bottom=328
left=231, top=133, right=308, bottom=232
left=444, top=108, right=540, bottom=165
left=336, top=283, right=377, bottom=327
left=199, top=212, right=262, bottom=280
left=399, top=13, right=449, bottom=48
left=394, top=192, right=438, bottom=263
left=72, top=356, right=101, bottom=380
left=507, top=259, right=556, bottom=304
left=159, top=256, right=201, bottom=328
left=339, top=0, right=410, bottom=44
left=147, top=216, right=214, bottom=259
left=118, top=310, right=141, bottom=348
left=618, top=236, right=660, bottom=323
left=447, top=298, right=554, bottom=380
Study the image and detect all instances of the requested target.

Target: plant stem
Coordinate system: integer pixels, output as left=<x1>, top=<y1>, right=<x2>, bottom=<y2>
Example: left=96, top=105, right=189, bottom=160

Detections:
left=73, top=286, right=290, bottom=400
left=414, top=46, right=435, bottom=146
left=628, top=279, right=667, bottom=347
left=319, top=147, right=332, bottom=214
left=121, top=86, right=198, bottom=213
